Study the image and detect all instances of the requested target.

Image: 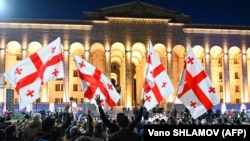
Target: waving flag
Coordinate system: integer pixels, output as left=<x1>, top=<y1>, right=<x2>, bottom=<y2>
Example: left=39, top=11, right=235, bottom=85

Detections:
left=177, top=47, right=220, bottom=119
left=4, top=37, right=64, bottom=109
left=142, top=41, right=175, bottom=110
left=74, top=55, right=120, bottom=111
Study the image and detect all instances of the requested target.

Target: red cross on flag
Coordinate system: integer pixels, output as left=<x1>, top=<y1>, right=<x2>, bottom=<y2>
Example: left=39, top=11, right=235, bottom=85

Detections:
left=73, top=55, right=120, bottom=112
left=142, top=41, right=175, bottom=111
left=177, top=47, right=220, bottom=119
left=4, top=37, right=64, bottom=110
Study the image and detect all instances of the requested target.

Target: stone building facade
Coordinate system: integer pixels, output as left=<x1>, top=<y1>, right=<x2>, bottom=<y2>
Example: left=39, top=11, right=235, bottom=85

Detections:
left=0, top=1, right=250, bottom=110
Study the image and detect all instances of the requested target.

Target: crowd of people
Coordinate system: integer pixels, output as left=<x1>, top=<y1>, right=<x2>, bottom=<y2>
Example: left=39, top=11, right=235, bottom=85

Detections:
left=0, top=97, right=249, bottom=141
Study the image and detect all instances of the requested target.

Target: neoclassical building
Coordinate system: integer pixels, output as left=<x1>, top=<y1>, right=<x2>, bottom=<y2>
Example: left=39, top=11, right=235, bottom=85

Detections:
left=0, top=1, right=250, bottom=110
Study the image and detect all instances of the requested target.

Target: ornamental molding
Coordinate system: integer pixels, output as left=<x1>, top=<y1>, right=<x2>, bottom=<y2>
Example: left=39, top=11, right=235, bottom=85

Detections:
left=106, top=17, right=171, bottom=24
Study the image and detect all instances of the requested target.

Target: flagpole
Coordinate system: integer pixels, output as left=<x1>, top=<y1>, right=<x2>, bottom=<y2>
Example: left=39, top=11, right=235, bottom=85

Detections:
left=59, top=38, right=68, bottom=103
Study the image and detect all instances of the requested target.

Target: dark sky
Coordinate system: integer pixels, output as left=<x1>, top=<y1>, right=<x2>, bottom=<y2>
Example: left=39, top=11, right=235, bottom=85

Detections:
left=1, top=0, right=250, bottom=26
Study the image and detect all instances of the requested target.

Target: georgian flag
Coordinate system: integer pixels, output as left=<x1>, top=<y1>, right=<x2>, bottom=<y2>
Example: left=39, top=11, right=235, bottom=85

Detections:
left=177, top=47, right=220, bottom=119
left=4, top=37, right=64, bottom=109
left=73, top=55, right=120, bottom=111
left=142, top=41, right=175, bottom=111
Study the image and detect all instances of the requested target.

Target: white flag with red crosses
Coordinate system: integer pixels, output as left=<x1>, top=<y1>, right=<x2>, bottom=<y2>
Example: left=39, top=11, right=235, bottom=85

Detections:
left=73, top=55, right=120, bottom=112
left=142, top=41, right=175, bottom=111
left=177, top=47, right=220, bottom=119
left=4, top=37, right=64, bottom=110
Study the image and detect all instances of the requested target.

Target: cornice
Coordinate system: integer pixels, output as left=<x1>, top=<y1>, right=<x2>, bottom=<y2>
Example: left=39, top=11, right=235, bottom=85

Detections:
left=183, top=28, right=250, bottom=35
left=106, top=17, right=170, bottom=24
left=0, top=22, right=93, bottom=30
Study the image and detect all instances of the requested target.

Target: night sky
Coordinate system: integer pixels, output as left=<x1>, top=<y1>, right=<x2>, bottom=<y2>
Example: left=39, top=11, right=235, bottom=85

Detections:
left=0, top=0, right=250, bottom=26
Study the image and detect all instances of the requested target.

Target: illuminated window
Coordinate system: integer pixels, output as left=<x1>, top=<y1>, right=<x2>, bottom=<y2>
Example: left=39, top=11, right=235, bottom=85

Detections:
left=80, top=98, right=84, bottom=103
left=73, top=84, right=78, bottom=91
left=16, top=54, right=22, bottom=60
left=55, top=98, right=62, bottom=103
left=218, top=58, right=222, bottom=67
left=234, top=58, right=239, bottom=64
left=236, top=99, right=240, bottom=104
left=235, top=85, right=240, bottom=92
left=220, top=85, right=223, bottom=92
left=55, top=84, right=63, bottom=91
left=220, top=98, right=223, bottom=103
left=235, top=72, right=240, bottom=79
left=219, top=72, right=223, bottom=81
left=73, top=70, right=78, bottom=77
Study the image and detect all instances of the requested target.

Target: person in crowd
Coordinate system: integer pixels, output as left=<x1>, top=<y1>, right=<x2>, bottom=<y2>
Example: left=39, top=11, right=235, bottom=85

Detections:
left=166, top=109, right=177, bottom=125
left=4, top=109, right=12, bottom=121
left=78, top=122, right=87, bottom=134
left=60, top=105, right=72, bottom=129
left=95, top=94, right=144, bottom=132
left=64, top=121, right=77, bottom=141
left=4, top=124, right=21, bottom=141
left=207, top=108, right=214, bottom=124
left=95, top=94, right=144, bottom=140
left=0, top=116, right=7, bottom=130
left=133, top=107, right=139, bottom=120
left=74, top=135, right=94, bottom=141
left=68, top=125, right=83, bottom=141
left=142, top=107, right=149, bottom=121
left=82, top=109, right=94, bottom=137
left=92, top=121, right=106, bottom=141
left=240, top=109, right=247, bottom=122
left=49, top=118, right=66, bottom=141
left=22, top=113, right=42, bottom=141
left=35, top=116, right=54, bottom=141
left=109, top=114, right=141, bottom=141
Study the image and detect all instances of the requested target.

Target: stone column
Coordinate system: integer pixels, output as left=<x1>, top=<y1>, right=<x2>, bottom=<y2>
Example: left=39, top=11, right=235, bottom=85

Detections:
left=205, top=52, right=211, bottom=78
left=63, top=49, right=70, bottom=102
left=241, top=53, right=249, bottom=103
left=125, top=51, right=132, bottom=108
left=105, top=50, right=111, bottom=78
left=166, top=51, right=175, bottom=103
left=85, top=50, right=90, bottom=62
left=223, top=53, right=230, bottom=103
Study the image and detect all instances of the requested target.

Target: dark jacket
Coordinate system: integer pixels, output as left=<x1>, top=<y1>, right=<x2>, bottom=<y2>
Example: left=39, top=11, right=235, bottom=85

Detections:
left=109, top=129, right=141, bottom=141
left=98, top=105, right=143, bottom=134
left=22, top=120, right=42, bottom=141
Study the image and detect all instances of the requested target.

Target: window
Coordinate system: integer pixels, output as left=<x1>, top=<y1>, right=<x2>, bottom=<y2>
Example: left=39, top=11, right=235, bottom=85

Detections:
left=234, top=58, right=239, bottom=64
left=219, top=85, right=223, bottom=92
left=73, top=84, right=78, bottom=91
left=73, top=70, right=78, bottom=77
left=55, top=98, right=62, bottom=103
left=55, top=84, right=63, bottom=91
left=235, top=72, right=240, bottom=79
left=16, top=54, right=22, bottom=60
left=220, top=98, right=223, bottom=103
left=80, top=98, right=84, bottom=103
left=235, top=85, right=240, bottom=92
left=219, top=72, right=223, bottom=81
left=236, top=99, right=240, bottom=104
left=218, top=58, right=222, bottom=67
